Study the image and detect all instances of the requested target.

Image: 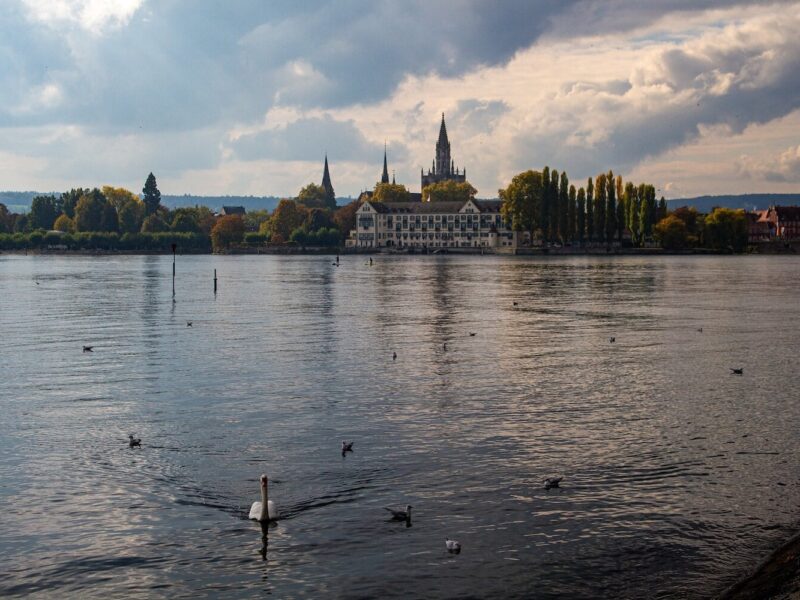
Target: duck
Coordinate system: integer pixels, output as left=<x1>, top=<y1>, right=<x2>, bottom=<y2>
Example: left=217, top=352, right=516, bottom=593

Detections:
left=609, top=337, right=616, bottom=343
left=128, top=434, right=141, bottom=448
left=513, top=301, right=518, bottom=306
left=730, top=367, right=743, bottom=375
left=544, top=476, right=563, bottom=489
left=393, top=352, right=397, bottom=360
left=697, top=327, right=703, bottom=333
left=341, top=441, right=354, bottom=453
left=446, top=538, right=461, bottom=553
left=385, top=505, right=412, bottom=521
left=82, top=345, right=93, bottom=353
left=469, top=332, right=476, bottom=337
left=249, top=474, right=277, bottom=522
left=186, top=321, right=193, bottom=327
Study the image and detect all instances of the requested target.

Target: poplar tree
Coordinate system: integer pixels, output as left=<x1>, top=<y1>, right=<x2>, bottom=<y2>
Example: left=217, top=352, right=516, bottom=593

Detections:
left=616, top=181, right=626, bottom=242
left=550, top=169, right=559, bottom=242
left=577, top=187, right=586, bottom=244
left=540, top=166, right=550, bottom=242
left=568, top=184, right=576, bottom=242
left=586, top=177, right=594, bottom=242
left=559, top=171, right=569, bottom=242
left=605, top=170, right=616, bottom=243
left=594, top=173, right=606, bottom=244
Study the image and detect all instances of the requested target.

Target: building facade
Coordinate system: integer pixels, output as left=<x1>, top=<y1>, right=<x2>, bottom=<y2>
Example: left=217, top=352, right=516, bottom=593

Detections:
left=767, top=205, right=800, bottom=240
left=346, top=199, right=517, bottom=250
left=420, top=114, right=466, bottom=191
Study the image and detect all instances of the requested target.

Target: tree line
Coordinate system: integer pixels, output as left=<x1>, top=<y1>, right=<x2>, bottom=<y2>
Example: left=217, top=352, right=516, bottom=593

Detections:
left=0, top=174, right=362, bottom=252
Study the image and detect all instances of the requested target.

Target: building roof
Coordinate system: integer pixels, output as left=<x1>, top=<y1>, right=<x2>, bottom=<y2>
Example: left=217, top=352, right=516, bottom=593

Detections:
left=221, top=205, right=246, bottom=215
left=772, top=205, right=800, bottom=221
left=366, top=199, right=501, bottom=215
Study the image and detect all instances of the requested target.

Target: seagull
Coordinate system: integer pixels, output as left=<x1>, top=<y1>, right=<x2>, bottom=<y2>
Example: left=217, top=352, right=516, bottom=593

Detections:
left=469, top=332, right=476, bottom=337
left=609, top=337, right=616, bottom=343
left=544, top=476, right=563, bottom=489
left=82, top=345, right=93, bottom=353
left=128, top=434, right=141, bottom=448
left=446, top=538, right=462, bottom=553
left=341, top=440, right=354, bottom=453
left=730, top=368, right=743, bottom=375
left=393, top=352, right=397, bottom=360
left=186, top=321, right=192, bottom=327
left=385, top=505, right=412, bottom=521
left=513, top=302, right=518, bottom=306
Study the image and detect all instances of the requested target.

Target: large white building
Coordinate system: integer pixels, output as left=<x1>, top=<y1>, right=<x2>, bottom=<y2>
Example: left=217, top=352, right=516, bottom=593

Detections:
left=346, top=199, right=518, bottom=250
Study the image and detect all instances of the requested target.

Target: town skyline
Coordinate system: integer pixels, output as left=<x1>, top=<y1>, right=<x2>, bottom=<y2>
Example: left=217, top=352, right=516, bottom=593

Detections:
left=2, top=1, right=800, bottom=199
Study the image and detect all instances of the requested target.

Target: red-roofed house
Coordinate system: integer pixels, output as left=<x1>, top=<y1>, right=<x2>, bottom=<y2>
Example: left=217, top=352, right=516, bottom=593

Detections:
left=767, top=206, right=800, bottom=240
left=746, top=210, right=772, bottom=243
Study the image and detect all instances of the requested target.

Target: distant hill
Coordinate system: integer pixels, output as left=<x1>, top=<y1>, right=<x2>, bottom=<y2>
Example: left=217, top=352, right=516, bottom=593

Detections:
left=1, top=191, right=357, bottom=213
left=668, top=194, right=800, bottom=213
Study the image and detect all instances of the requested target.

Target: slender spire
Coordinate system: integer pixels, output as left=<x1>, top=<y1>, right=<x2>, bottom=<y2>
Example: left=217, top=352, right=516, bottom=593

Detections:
left=381, top=143, right=390, bottom=184
left=321, top=154, right=334, bottom=204
left=392, top=170, right=395, bottom=185
left=437, top=112, right=448, bottom=148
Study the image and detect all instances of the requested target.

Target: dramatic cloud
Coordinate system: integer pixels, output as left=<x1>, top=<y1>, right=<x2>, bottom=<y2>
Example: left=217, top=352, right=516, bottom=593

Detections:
left=0, top=0, right=799, bottom=197
left=738, top=145, right=800, bottom=182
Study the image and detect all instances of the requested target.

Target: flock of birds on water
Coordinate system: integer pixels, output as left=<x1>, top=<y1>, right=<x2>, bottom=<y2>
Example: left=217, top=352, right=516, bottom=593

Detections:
left=70, top=278, right=745, bottom=557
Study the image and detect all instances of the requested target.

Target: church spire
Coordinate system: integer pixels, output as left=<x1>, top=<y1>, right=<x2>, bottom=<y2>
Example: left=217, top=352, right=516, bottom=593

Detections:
left=381, top=143, right=390, bottom=184
left=321, top=154, right=335, bottom=205
left=437, top=112, right=449, bottom=148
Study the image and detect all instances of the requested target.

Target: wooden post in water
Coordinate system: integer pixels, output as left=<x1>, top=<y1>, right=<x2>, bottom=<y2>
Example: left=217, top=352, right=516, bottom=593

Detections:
left=214, top=269, right=217, bottom=294
left=171, top=243, right=177, bottom=301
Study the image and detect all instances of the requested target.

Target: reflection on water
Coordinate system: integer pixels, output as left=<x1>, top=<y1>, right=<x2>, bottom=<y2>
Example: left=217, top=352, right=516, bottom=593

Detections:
left=0, top=254, right=799, bottom=599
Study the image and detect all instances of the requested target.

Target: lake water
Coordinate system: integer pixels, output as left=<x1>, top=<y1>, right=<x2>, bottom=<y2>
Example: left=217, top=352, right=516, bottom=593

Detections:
left=1, top=254, right=799, bottom=599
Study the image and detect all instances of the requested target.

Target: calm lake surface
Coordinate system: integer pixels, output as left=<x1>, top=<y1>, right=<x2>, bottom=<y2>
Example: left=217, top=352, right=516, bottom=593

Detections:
left=1, top=254, right=799, bottom=599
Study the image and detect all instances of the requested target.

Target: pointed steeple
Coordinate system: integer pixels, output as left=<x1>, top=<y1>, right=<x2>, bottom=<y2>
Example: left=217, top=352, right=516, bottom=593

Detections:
left=435, top=113, right=451, bottom=176
left=392, top=170, right=396, bottom=185
left=321, top=154, right=335, bottom=206
left=381, top=143, right=390, bottom=184
left=437, top=112, right=448, bottom=147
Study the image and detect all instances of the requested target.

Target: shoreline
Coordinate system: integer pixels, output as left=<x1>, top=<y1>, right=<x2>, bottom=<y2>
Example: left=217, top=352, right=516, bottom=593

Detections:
left=718, top=528, right=800, bottom=599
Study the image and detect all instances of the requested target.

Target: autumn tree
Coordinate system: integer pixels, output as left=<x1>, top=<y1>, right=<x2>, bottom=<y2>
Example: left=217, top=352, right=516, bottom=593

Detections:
left=605, top=170, right=616, bottom=243
left=704, top=208, right=747, bottom=252
left=211, top=215, right=245, bottom=252
left=74, top=189, right=108, bottom=232
left=615, top=176, right=626, bottom=242
left=140, top=213, right=169, bottom=232
left=540, top=166, right=551, bottom=240
left=297, top=183, right=335, bottom=210
left=118, top=199, right=144, bottom=233
left=142, top=173, right=161, bottom=216
left=60, top=188, right=85, bottom=218
left=422, top=180, right=477, bottom=203
left=594, top=173, right=606, bottom=244
left=373, top=182, right=410, bottom=203
left=332, top=200, right=361, bottom=239
left=499, top=170, right=543, bottom=240
left=266, top=199, right=307, bottom=240
left=654, top=215, right=689, bottom=250
left=53, top=214, right=75, bottom=233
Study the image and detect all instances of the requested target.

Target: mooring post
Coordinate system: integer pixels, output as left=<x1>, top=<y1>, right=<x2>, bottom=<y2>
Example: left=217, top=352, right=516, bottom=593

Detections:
left=214, top=269, right=217, bottom=294
left=171, top=243, right=177, bottom=300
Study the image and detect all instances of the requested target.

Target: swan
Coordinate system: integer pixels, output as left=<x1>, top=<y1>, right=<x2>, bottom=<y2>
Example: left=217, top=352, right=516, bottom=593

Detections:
left=128, top=434, right=141, bottom=448
left=385, top=505, right=412, bottom=521
left=544, top=476, right=562, bottom=489
left=82, top=345, right=93, bottom=352
left=249, top=474, right=277, bottom=522
left=446, top=538, right=461, bottom=553
left=730, top=367, right=743, bottom=375
left=341, top=441, right=354, bottom=452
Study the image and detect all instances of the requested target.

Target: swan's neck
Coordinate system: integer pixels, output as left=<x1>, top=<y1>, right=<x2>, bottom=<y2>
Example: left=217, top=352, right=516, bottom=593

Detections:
left=260, top=482, right=269, bottom=521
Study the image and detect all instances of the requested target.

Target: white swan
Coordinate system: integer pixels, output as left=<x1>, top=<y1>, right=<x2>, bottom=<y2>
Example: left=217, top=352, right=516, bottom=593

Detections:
left=249, top=474, right=277, bottom=522
left=385, top=505, right=412, bottom=521
left=446, top=538, right=461, bottom=553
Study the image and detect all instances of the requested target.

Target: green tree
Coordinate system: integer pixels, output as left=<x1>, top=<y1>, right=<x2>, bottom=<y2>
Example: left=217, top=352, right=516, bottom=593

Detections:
left=549, top=169, right=559, bottom=242
left=567, top=184, right=577, bottom=242
left=540, top=166, right=551, bottom=241
left=100, top=202, right=119, bottom=232
left=499, top=170, right=543, bottom=240
left=304, top=207, right=334, bottom=232
left=625, top=183, right=640, bottom=246
left=576, top=187, right=586, bottom=244
left=29, top=195, right=62, bottom=230
left=586, top=178, right=594, bottom=242
left=211, top=215, right=245, bottom=252
left=171, top=211, right=201, bottom=233
left=53, top=214, right=75, bottom=233
left=373, top=182, right=410, bottom=203
left=142, top=173, right=161, bottom=216
left=657, top=197, right=668, bottom=222
left=615, top=182, right=626, bottom=242
left=594, top=173, right=606, bottom=244
left=60, top=188, right=85, bottom=218
left=0, top=203, right=10, bottom=233
left=102, top=186, right=139, bottom=212
left=243, top=209, right=271, bottom=232
left=704, top=208, right=747, bottom=252
left=605, top=170, right=616, bottom=243
left=422, top=180, right=477, bottom=203
left=140, top=213, right=169, bottom=233
left=118, top=199, right=144, bottom=233
left=559, top=171, right=569, bottom=241
left=297, top=183, right=335, bottom=210
left=654, top=215, right=689, bottom=250
left=74, top=189, right=107, bottom=232
left=332, top=200, right=361, bottom=239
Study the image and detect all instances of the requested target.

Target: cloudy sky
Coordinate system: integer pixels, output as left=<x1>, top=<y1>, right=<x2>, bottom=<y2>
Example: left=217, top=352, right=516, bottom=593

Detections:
left=2, top=0, right=799, bottom=198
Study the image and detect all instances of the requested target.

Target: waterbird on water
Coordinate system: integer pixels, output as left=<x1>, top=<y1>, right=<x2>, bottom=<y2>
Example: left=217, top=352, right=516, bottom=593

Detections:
left=513, top=302, right=518, bottom=306
left=128, top=435, right=141, bottom=448
left=341, top=441, right=354, bottom=453
left=249, top=474, right=277, bottom=522
left=82, top=345, right=93, bottom=352
left=446, top=538, right=462, bottom=553
left=609, top=337, right=616, bottom=343
left=443, top=343, right=447, bottom=351
left=544, top=476, right=563, bottom=489
left=730, top=368, right=743, bottom=375
left=393, top=352, right=397, bottom=360
left=385, top=505, right=412, bottom=521
left=186, top=321, right=192, bottom=327
left=697, top=327, right=703, bottom=333
left=469, top=332, right=476, bottom=337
